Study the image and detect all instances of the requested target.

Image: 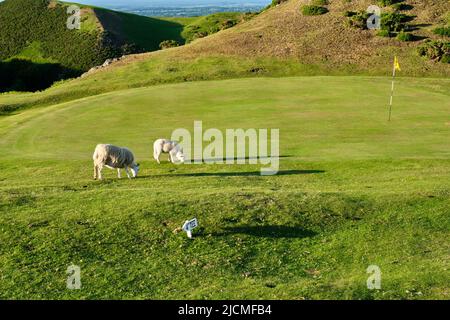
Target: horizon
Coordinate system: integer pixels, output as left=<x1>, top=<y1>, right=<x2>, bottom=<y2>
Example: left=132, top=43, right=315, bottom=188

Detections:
left=61, top=0, right=271, bottom=8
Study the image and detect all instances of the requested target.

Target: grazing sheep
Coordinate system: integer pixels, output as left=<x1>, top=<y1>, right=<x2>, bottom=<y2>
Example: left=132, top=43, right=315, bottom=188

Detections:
left=153, top=139, right=185, bottom=164
left=93, top=144, right=140, bottom=180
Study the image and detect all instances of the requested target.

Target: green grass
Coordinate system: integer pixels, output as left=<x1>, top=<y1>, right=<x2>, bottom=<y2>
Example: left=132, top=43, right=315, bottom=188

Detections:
left=0, top=76, right=449, bottom=299
left=433, top=26, right=450, bottom=37
left=2, top=50, right=449, bottom=116
left=181, top=13, right=244, bottom=43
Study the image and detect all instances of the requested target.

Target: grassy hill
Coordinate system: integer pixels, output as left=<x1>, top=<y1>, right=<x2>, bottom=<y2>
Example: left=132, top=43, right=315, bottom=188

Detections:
left=0, top=76, right=449, bottom=299
left=0, top=0, right=196, bottom=92
left=0, top=0, right=256, bottom=93
left=1, top=0, right=448, bottom=112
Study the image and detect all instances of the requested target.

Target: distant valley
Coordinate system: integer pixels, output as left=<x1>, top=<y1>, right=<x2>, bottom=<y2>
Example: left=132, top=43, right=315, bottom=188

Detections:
left=117, top=5, right=266, bottom=17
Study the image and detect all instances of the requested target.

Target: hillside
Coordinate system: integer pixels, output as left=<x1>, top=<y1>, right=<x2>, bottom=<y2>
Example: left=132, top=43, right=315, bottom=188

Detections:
left=183, top=0, right=450, bottom=65
left=0, top=0, right=449, bottom=112
left=0, top=0, right=189, bottom=92
left=0, top=0, right=255, bottom=93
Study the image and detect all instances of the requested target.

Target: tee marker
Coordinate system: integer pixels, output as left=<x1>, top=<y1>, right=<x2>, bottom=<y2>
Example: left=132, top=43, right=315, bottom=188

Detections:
left=182, top=218, right=198, bottom=239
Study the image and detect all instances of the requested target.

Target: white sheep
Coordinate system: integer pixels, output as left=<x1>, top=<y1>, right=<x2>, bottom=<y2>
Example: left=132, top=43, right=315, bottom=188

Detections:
left=153, top=139, right=185, bottom=164
left=93, top=144, right=140, bottom=180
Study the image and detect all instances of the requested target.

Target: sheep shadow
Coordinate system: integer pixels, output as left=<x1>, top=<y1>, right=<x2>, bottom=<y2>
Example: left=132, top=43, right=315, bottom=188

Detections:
left=196, top=155, right=292, bottom=162
left=139, top=169, right=325, bottom=178
left=174, top=170, right=324, bottom=177
left=408, top=23, right=432, bottom=31
left=212, top=225, right=317, bottom=239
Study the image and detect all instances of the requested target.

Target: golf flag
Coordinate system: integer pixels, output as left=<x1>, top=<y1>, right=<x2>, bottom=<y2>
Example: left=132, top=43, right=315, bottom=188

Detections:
left=389, top=56, right=401, bottom=121
left=394, top=56, right=401, bottom=71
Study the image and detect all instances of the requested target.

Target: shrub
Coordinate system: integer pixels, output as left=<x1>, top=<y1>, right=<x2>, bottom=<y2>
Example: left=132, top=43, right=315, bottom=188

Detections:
left=396, top=31, right=413, bottom=41
left=433, top=27, right=450, bottom=37
left=301, top=5, right=328, bottom=16
left=345, top=11, right=370, bottom=29
left=380, top=12, right=410, bottom=33
left=159, top=40, right=180, bottom=50
left=417, top=40, right=450, bottom=63
left=377, top=29, right=391, bottom=37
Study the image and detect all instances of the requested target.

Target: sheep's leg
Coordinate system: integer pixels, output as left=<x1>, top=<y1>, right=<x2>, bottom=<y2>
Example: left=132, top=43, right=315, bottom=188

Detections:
left=117, top=169, right=121, bottom=179
left=168, top=152, right=173, bottom=163
left=98, top=165, right=103, bottom=180
left=154, top=151, right=161, bottom=164
left=125, top=166, right=131, bottom=179
left=94, top=164, right=98, bottom=180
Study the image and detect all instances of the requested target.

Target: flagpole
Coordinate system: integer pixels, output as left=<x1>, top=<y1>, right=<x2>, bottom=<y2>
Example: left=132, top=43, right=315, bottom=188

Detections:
left=388, top=58, right=396, bottom=122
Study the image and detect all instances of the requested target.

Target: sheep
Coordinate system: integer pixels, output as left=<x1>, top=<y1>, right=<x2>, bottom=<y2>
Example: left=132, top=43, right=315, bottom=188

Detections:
left=93, top=144, right=140, bottom=180
left=153, top=139, right=185, bottom=164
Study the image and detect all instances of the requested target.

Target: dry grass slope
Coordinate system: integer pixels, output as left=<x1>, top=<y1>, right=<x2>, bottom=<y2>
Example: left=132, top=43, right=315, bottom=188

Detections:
left=183, top=0, right=449, bottom=59
left=114, top=0, right=449, bottom=75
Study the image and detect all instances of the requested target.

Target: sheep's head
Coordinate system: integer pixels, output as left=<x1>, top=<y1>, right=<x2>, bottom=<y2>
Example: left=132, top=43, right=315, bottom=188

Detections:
left=131, top=163, right=140, bottom=177
left=176, top=151, right=185, bottom=163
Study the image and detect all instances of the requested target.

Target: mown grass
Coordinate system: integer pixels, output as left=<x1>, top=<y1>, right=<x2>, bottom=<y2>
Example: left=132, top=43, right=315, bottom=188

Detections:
left=0, top=77, right=449, bottom=299
left=3, top=49, right=449, bottom=116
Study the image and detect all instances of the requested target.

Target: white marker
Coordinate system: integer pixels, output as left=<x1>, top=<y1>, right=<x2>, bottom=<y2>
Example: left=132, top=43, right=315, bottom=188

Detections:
left=182, top=218, right=198, bottom=238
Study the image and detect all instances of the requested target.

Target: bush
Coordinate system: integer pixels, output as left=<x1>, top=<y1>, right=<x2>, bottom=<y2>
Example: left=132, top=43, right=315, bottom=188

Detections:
left=380, top=12, right=410, bottom=33
left=159, top=40, right=180, bottom=50
left=417, top=40, right=450, bottom=63
left=377, top=30, right=391, bottom=37
left=433, top=27, right=450, bottom=37
left=345, top=11, right=370, bottom=29
left=396, top=31, right=413, bottom=41
left=301, top=5, right=328, bottom=16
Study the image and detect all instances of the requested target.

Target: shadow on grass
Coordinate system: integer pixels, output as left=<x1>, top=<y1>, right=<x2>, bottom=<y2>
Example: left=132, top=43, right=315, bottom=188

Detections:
left=212, top=225, right=317, bottom=239
left=0, top=59, right=80, bottom=93
left=408, top=23, right=432, bottom=31
left=139, top=169, right=325, bottom=178
left=198, top=155, right=292, bottom=162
